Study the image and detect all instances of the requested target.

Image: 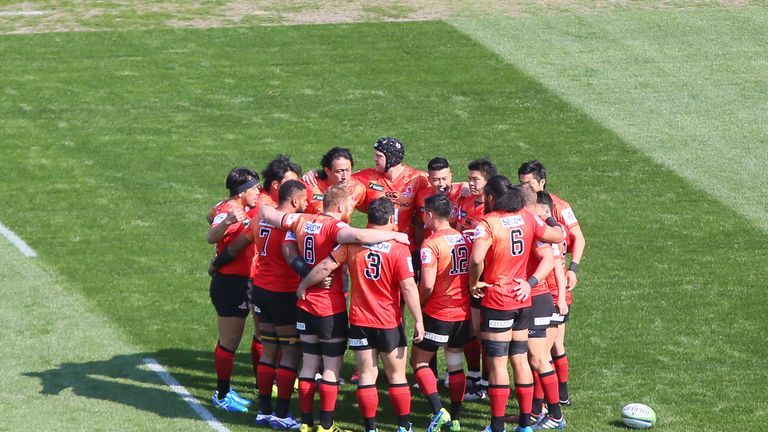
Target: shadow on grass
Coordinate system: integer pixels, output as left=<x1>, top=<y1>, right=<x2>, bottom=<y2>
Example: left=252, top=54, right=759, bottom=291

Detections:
left=22, top=349, right=219, bottom=421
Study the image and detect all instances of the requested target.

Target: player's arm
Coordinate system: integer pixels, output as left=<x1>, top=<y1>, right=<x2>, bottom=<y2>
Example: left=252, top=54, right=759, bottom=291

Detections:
left=335, top=227, right=409, bottom=246
left=400, top=276, right=425, bottom=343
left=419, top=266, right=437, bottom=305
left=206, top=206, right=246, bottom=244
left=553, top=248, right=569, bottom=316
left=209, top=232, right=253, bottom=271
left=538, top=223, right=565, bottom=244
left=512, top=245, right=554, bottom=301
left=565, top=224, right=585, bottom=290
left=259, top=205, right=287, bottom=228
left=469, top=235, right=491, bottom=297
left=297, top=255, right=342, bottom=300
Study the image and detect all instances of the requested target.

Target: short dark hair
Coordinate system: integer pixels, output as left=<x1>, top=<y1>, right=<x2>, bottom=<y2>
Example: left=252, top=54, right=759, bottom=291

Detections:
left=278, top=179, right=306, bottom=204
left=518, top=160, right=547, bottom=182
left=367, top=197, right=395, bottom=226
left=427, top=157, right=450, bottom=172
left=483, top=175, right=513, bottom=208
left=493, top=185, right=525, bottom=213
left=536, top=190, right=553, bottom=211
left=262, top=155, right=302, bottom=191
left=318, top=147, right=354, bottom=181
left=226, top=167, right=259, bottom=196
left=467, top=158, right=497, bottom=180
left=424, top=194, right=452, bottom=219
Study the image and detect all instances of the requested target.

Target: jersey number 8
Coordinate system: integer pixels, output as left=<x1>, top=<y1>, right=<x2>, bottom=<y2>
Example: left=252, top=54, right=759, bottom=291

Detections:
left=304, top=236, right=315, bottom=264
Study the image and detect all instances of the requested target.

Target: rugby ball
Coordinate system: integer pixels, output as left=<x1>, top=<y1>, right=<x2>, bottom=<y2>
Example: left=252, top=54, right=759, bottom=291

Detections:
left=621, top=403, right=656, bottom=429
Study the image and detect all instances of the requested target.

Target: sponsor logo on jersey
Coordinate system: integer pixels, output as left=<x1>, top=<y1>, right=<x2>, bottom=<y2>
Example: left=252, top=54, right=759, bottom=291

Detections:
left=474, top=225, right=487, bottom=239
left=424, top=332, right=450, bottom=343
left=407, top=256, right=414, bottom=273
left=402, top=186, right=415, bottom=198
left=444, top=234, right=466, bottom=246
left=364, top=242, right=392, bottom=253
left=296, top=322, right=306, bottom=331
left=336, top=222, right=349, bottom=229
left=259, top=220, right=275, bottom=228
left=420, top=247, right=433, bottom=264
left=500, top=214, right=525, bottom=228
left=212, top=213, right=227, bottom=225
left=284, top=213, right=301, bottom=225
left=561, top=208, right=578, bottom=225
left=385, top=191, right=399, bottom=200
left=349, top=338, right=369, bottom=347
left=488, top=319, right=514, bottom=329
left=285, top=231, right=297, bottom=241
left=458, top=210, right=468, bottom=219
left=369, top=182, right=385, bottom=192
left=313, top=193, right=324, bottom=201
left=304, top=221, right=323, bottom=234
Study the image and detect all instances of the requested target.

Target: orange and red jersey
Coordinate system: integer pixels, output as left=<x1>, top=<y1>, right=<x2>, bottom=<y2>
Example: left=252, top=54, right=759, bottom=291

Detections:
left=419, top=228, right=471, bottom=322
left=210, top=200, right=257, bottom=277
left=331, top=240, right=414, bottom=328
left=416, top=183, right=464, bottom=229
left=474, top=210, right=547, bottom=311
left=545, top=240, right=572, bottom=305
left=247, top=217, right=300, bottom=293
left=524, top=209, right=553, bottom=297
left=303, top=177, right=367, bottom=224
left=257, top=191, right=277, bottom=209
left=280, top=213, right=349, bottom=316
left=353, top=166, right=429, bottom=247
left=549, top=193, right=579, bottom=251
left=456, top=195, right=486, bottom=234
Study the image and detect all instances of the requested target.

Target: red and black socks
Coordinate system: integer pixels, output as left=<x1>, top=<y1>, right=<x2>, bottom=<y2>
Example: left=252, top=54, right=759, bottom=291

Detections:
left=356, top=384, right=379, bottom=431
left=414, top=366, right=441, bottom=413
left=214, top=342, right=235, bottom=397
left=318, top=379, right=339, bottom=428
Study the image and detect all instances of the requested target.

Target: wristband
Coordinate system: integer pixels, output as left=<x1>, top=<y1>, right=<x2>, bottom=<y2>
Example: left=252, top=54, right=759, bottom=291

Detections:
left=527, top=276, right=539, bottom=287
left=545, top=216, right=559, bottom=227
left=290, top=256, right=312, bottom=278
left=568, top=262, right=579, bottom=273
left=212, top=248, right=236, bottom=267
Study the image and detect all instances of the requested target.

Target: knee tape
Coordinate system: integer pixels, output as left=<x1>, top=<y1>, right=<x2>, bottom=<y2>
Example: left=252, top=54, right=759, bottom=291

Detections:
left=320, top=340, right=347, bottom=358
left=444, top=351, right=464, bottom=368
left=482, top=339, right=511, bottom=357
left=508, top=340, right=528, bottom=356
left=301, top=340, right=321, bottom=355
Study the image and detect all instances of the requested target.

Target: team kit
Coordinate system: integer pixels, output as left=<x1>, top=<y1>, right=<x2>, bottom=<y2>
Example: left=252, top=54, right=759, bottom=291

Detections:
left=205, top=138, right=586, bottom=432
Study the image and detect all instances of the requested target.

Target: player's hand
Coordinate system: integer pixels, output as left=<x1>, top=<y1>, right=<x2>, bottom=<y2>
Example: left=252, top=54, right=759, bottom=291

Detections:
left=462, top=229, right=475, bottom=243
left=511, top=278, right=532, bottom=301
left=297, top=285, right=307, bottom=300
left=413, top=320, right=425, bottom=343
left=225, top=207, right=246, bottom=224
left=320, top=276, right=333, bottom=289
left=392, top=232, right=410, bottom=245
left=557, top=299, right=569, bottom=317
left=566, top=270, right=578, bottom=291
left=302, top=170, right=319, bottom=186
left=470, top=281, right=490, bottom=298
left=459, top=182, right=472, bottom=198
left=207, top=256, right=218, bottom=277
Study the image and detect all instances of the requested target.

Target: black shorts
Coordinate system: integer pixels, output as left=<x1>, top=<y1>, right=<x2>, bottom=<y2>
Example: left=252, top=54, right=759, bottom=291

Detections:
left=480, top=306, right=531, bottom=333
left=470, top=295, right=483, bottom=309
left=295, top=308, right=349, bottom=340
left=209, top=273, right=250, bottom=318
left=529, top=293, right=554, bottom=331
left=250, top=286, right=297, bottom=327
left=349, top=324, right=407, bottom=353
left=549, top=304, right=571, bottom=326
left=414, top=314, right=471, bottom=352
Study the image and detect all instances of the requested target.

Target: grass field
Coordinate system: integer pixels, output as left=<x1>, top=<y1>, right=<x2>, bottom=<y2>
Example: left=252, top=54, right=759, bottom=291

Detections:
left=1, top=2, right=767, bottom=431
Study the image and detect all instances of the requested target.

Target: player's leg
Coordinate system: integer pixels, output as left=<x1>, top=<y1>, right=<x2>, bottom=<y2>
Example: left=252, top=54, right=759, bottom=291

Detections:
left=480, top=307, right=514, bottom=432
left=509, top=308, right=534, bottom=431
left=296, top=310, right=321, bottom=428
left=380, top=327, right=412, bottom=432
left=272, top=324, right=301, bottom=423
left=464, top=302, right=487, bottom=401
left=527, top=294, right=562, bottom=428
left=445, top=319, right=471, bottom=429
left=355, top=345, right=380, bottom=432
left=210, top=274, right=249, bottom=412
left=314, top=311, right=348, bottom=432
left=551, top=320, right=570, bottom=406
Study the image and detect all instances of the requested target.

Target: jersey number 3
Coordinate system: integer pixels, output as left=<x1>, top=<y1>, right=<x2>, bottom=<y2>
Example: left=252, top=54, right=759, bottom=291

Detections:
left=364, top=251, right=382, bottom=280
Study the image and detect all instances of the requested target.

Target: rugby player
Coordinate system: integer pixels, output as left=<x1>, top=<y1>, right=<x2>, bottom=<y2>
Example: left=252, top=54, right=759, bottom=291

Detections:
left=207, top=167, right=261, bottom=412
left=304, top=147, right=366, bottom=223
left=298, top=197, right=425, bottom=432
left=469, top=177, right=564, bottom=432
left=518, top=160, right=584, bottom=405
left=411, top=194, right=471, bottom=432
left=455, top=158, right=497, bottom=400
left=415, top=157, right=465, bottom=237
left=259, top=186, right=410, bottom=432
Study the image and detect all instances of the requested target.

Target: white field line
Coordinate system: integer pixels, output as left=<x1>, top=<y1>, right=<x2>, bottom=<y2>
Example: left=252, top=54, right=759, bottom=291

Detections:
left=142, top=358, right=231, bottom=432
left=0, top=222, right=37, bottom=257
left=0, top=10, right=45, bottom=16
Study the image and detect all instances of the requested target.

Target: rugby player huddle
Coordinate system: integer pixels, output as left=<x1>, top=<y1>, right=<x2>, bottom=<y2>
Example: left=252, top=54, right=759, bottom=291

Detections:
left=206, top=137, right=586, bottom=432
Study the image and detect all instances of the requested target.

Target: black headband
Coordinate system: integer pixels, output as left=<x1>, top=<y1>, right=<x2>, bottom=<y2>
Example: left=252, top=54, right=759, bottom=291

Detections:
left=232, top=178, right=260, bottom=195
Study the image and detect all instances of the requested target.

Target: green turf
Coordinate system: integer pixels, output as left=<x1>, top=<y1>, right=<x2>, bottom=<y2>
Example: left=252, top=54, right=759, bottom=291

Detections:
left=451, top=7, right=768, bottom=232
left=1, top=14, right=767, bottom=431
left=0, top=240, right=211, bottom=431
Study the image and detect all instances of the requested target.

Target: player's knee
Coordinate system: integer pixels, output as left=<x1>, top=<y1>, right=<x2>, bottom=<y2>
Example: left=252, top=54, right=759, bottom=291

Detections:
left=301, top=340, right=321, bottom=356
left=320, top=340, right=347, bottom=358
left=444, top=351, right=464, bottom=370
left=482, top=339, right=510, bottom=357
left=508, top=340, right=528, bottom=357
